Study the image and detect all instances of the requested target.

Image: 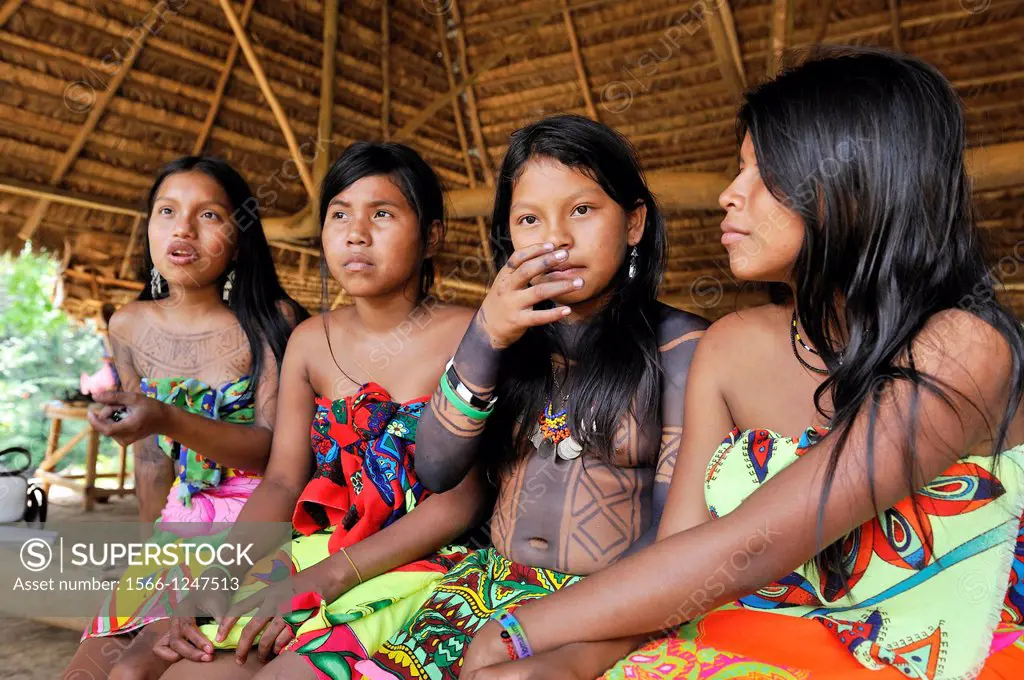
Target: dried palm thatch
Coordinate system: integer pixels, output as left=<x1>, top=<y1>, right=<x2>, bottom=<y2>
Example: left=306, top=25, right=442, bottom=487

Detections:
left=0, top=0, right=1021, bottom=320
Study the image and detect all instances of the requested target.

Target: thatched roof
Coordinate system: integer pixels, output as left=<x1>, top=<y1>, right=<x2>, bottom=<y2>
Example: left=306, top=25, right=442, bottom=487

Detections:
left=1, top=0, right=1022, bottom=321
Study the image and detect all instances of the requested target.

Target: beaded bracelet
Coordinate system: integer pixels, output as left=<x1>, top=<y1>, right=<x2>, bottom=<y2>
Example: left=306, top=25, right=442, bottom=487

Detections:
left=494, top=610, right=533, bottom=659
left=500, top=630, right=518, bottom=661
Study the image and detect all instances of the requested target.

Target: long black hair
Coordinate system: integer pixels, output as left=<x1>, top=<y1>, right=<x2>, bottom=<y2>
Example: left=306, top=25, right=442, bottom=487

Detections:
left=138, top=156, right=308, bottom=392
left=739, top=47, right=1024, bottom=590
left=485, top=114, right=668, bottom=473
left=317, top=141, right=445, bottom=310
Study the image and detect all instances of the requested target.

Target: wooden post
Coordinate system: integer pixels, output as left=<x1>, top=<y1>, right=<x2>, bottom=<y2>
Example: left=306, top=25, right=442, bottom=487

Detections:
left=768, top=0, right=794, bottom=77
left=119, top=214, right=143, bottom=279
left=435, top=11, right=495, bottom=276
left=41, top=417, right=62, bottom=494
left=814, top=0, right=837, bottom=45
left=888, top=0, right=903, bottom=51
left=451, top=0, right=494, bottom=186
left=316, top=0, right=339, bottom=187
left=0, top=0, right=26, bottom=27
left=84, top=428, right=99, bottom=511
left=215, top=0, right=318, bottom=201
left=704, top=0, right=746, bottom=101
left=117, top=443, right=128, bottom=494
left=380, top=0, right=390, bottom=140
left=560, top=0, right=598, bottom=120
left=193, top=0, right=256, bottom=155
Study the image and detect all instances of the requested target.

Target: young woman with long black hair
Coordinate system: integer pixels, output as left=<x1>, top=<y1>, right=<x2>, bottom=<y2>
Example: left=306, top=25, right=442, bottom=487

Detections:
left=458, top=48, right=1024, bottom=680
left=65, top=156, right=307, bottom=677
left=356, top=114, right=708, bottom=679
left=151, top=142, right=489, bottom=680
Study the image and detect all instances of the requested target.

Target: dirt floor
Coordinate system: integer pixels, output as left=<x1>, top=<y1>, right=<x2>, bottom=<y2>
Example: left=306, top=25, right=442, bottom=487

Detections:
left=0, top=486, right=138, bottom=679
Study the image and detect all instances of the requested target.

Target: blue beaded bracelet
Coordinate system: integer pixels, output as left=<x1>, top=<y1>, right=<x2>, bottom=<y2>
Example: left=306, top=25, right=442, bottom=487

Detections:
left=493, top=610, right=533, bottom=659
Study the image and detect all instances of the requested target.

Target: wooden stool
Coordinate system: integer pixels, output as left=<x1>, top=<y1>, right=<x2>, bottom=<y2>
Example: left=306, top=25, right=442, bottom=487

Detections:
left=36, top=401, right=133, bottom=511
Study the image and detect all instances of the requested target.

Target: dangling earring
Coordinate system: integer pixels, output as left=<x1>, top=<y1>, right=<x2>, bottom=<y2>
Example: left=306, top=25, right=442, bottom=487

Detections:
left=222, top=270, right=235, bottom=303
left=150, top=266, right=164, bottom=297
left=628, top=246, right=638, bottom=279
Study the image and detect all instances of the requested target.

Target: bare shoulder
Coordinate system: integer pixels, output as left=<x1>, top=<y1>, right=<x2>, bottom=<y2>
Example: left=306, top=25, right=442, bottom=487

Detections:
left=429, top=303, right=476, bottom=325
left=286, top=313, right=331, bottom=351
left=691, top=303, right=787, bottom=368
left=425, top=303, right=476, bottom=345
left=652, top=301, right=709, bottom=349
left=107, top=300, right=150, bottom=343
left=914, top=309, right=1017, bottom=395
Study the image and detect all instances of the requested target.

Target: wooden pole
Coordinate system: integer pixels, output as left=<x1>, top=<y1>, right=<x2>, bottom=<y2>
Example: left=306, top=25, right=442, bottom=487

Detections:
left=704, top=0, right=746, bottom=101
left=316, top=0, right=339, bottom=188
left=119, top=214, right=143, bottom=279
left=0, top=0, right=25, bottom=27
left=434, top=11, right=495, bottom=276
left=814, top=0, right=837, bottom=44
left=888, top=0, right=903, bottom=51
left=393, top=12, right=552, bottom=142
left=768, top=0, right=794, bottom=77
left=560, top=0, right=598, bottom=121
left=193, top=0, right=255, bottom=155
left=450, top=0, right=494, bottom=185
left=215, top=0, right=317, bottom=201
left=380, top=0, right=390, bottom=141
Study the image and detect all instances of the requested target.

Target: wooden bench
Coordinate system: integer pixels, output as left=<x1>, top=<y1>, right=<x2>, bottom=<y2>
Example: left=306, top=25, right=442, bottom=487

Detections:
left=36, top=401, right=134, bottom=510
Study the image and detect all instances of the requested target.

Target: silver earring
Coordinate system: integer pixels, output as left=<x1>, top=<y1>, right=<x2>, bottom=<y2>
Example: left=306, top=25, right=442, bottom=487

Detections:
left=150, top=266, right=164, bottom=297
left=628, top=246, right=638, bottom=279
left=222, top=270, right=235, bottom=303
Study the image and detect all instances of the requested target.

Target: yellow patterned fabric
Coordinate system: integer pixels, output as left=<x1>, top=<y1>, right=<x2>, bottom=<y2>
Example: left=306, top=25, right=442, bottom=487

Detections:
left=705, top=427, right=1024, bottom=678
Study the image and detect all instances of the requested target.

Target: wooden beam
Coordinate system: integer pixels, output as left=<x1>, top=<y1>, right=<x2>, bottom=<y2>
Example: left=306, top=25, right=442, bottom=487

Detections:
left=704, top=0, right=746, bottom=101
left=435, top=13, right=474, bottom=184
left=460, top=0, right=619, bottom=36
left=887, top=0, right=902, bottom=51
left=18, top=0, right=156, bottom=239
left=393, top=12, right=553, bottom=142
left=0, top=176, right=145, bottom=216
left=192, top=0, right=255, bottom=155
left=968, top=141, right=1024, bottom=192
left=434, top=11, right=495, bottom=277
left=814, top=0, right=837, bottom=45
left=0, top=0, right=25, bottom=27
left=63, top=269, right=145, bottom=291
left=315, top=0, right=339, bottom=188
left=768, top=0, right=794, bottom=77
left=215, top=0, right=317, bottom=201
left=119, top=214, right=142, bottom=279
left=451, top=0, right=494, bottom=186
left=380, top=0, right=390, bottom=141
left=560, top=0, right=598, bottom=121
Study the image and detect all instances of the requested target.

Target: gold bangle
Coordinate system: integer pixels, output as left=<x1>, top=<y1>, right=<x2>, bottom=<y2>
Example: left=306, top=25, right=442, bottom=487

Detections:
left=339, top=547, right=363, bottom=585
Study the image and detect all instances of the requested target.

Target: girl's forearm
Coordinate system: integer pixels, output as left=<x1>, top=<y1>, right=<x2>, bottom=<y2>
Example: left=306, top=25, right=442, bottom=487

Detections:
left=416, top=314, right=503, bottom=491
left=162, top=406, right=273, bottom=471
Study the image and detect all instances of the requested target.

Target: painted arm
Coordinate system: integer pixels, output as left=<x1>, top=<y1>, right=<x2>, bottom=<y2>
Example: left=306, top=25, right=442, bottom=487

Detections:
left=416, top=243, right=580, bottom=491
left=620, top=314, right=706, bottom=557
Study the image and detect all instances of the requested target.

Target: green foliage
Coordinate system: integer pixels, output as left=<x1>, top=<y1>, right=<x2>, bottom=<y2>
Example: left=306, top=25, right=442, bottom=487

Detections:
left=0, top=246, right=123, bottom=473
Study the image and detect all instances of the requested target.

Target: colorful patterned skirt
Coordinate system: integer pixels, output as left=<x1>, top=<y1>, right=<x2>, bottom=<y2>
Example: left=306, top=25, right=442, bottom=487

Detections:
left=198, top=529, right=469, bottom=680
left=81, top=475, right=260, bottom=639
left=356, top=547, right=583, bottom=680
left=601, top=607, right=1024, bottom=679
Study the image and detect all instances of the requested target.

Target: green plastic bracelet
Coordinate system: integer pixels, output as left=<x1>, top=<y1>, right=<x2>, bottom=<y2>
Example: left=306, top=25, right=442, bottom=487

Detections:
left=439, top=371, right=493, bottom=421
